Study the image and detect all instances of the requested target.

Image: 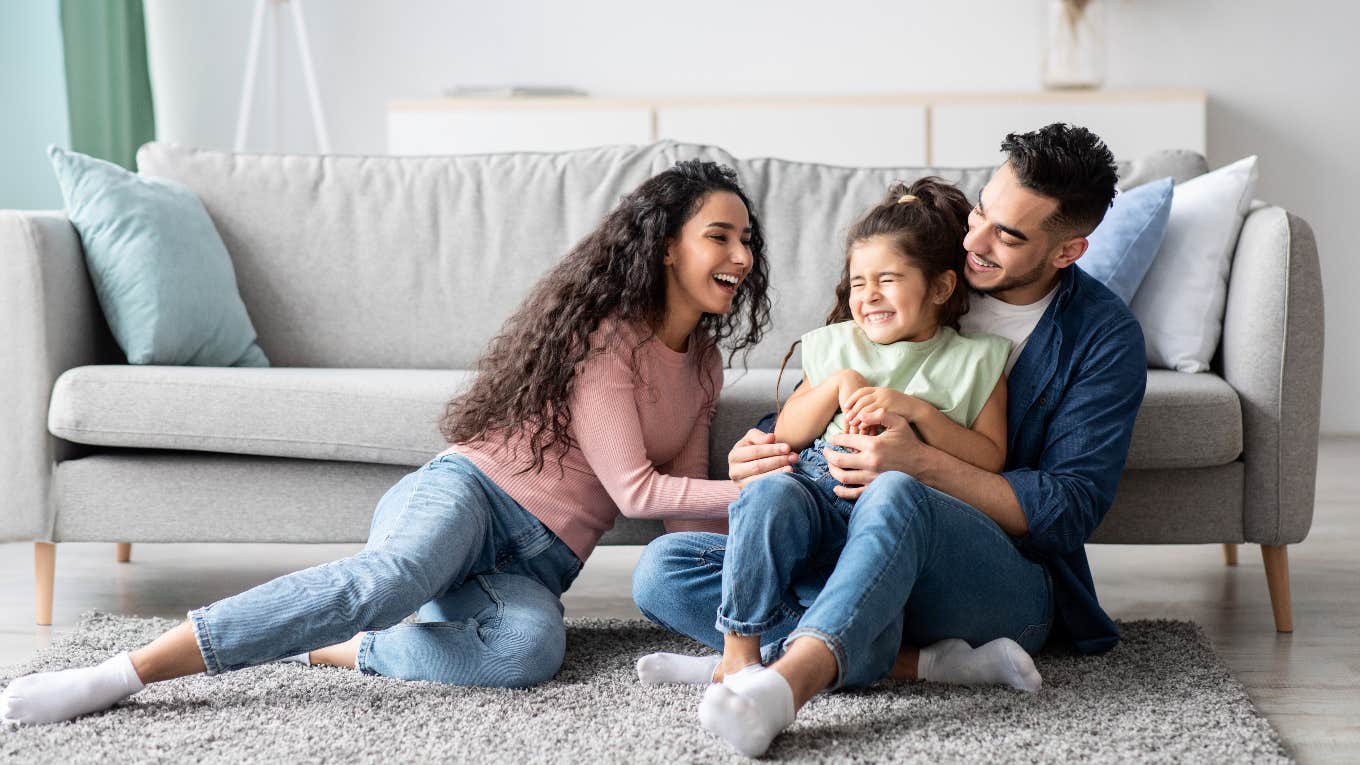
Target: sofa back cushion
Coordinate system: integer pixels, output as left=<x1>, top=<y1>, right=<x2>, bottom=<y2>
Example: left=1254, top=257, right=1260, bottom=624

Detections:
left=656, top=144, right=1205, bottom=367
left=136, top=142, right=678, bottom=368
left=137, top=141, right=1208, bottom=369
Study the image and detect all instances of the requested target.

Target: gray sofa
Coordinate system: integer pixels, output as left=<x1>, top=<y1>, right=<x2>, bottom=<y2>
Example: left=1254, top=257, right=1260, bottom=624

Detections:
left=0, top=140, right=1322, bottom=632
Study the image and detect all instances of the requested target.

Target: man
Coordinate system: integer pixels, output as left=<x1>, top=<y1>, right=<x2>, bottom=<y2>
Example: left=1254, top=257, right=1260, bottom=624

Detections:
left=632, top=123, right=1147, bottom=758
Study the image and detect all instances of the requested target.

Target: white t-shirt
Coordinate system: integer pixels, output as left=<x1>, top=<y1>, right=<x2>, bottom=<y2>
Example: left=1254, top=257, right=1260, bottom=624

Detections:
left=959, top=285, right=1059, bottom=375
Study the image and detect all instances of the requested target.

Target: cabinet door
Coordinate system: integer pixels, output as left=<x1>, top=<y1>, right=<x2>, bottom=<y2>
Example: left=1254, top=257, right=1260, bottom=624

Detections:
left=657, top=105, right=928, bottom=166
left=387, top=107, right=654, bottom=155
left=930, top=100, right=1206, bottom=165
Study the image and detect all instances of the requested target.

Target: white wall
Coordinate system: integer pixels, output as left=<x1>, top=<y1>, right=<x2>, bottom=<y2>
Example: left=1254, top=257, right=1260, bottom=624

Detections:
left=144, top=0, right=1360, bottom=433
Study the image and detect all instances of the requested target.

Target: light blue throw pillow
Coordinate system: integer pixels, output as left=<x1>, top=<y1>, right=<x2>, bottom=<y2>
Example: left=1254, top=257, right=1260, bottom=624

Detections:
left=47, top=146, right=268, bottom=366
left=1081, top=176, right=1174, bottom=304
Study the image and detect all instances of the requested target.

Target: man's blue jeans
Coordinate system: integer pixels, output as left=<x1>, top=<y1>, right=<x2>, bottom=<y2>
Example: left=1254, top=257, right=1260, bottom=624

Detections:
left=633, top=470, right=1054, bottom=689
left=188, top=454, right=582, bottom=687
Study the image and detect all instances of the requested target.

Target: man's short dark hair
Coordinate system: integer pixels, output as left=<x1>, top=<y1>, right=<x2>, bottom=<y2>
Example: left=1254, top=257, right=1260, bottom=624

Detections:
left=1000, top=123, right=1118, bottom=238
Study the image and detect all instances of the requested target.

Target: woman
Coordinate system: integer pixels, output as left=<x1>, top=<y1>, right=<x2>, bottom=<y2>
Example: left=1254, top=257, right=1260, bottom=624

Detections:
left=0, top=160, right=771, bottom=726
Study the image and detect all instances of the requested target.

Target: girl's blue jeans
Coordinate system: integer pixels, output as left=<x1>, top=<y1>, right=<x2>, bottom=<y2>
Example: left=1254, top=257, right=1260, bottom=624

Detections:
left=633, top=469, right=1054, bottom=690
left=187, top=454, right=582, bottom=687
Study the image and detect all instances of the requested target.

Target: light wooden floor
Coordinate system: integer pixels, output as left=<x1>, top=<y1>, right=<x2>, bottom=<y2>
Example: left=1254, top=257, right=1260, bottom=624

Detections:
left=2, top=437, right=1357, bottom=763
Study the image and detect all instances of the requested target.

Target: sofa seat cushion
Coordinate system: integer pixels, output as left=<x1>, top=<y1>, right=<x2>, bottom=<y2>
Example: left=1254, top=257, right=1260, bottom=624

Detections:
left=711, top=368, right=1242, bottom=472
left=1128, top=370, right=1242, bottom=469
left=49, top=365, right=465, bottom=466
left=48, top=365, right=1242, bottom=474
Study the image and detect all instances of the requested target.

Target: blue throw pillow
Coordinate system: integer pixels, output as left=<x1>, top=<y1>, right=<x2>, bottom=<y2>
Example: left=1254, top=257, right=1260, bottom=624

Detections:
left=47, top=146, right=268, bottom=366
left=1081, top=177, right=1174, bottom=304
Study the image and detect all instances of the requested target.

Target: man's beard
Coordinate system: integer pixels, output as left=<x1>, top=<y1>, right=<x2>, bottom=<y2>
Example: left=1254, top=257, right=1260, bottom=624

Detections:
left=970, top=256, right=1049, bottom=296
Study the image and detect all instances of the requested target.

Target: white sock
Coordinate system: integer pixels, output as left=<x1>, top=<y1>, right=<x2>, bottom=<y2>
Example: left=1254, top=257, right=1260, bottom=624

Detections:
left=698, top=666, right=795, bottom=758
left=0, top=651, right=146, bottom=726
left=916, top=637, right=1042, bottom=692
left=635, top=652, right=720, bottom=685
left=276, top=652, right=311, bottom=666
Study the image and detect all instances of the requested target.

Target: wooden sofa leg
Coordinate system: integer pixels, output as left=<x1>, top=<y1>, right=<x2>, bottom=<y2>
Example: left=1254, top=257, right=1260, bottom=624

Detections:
left=1261, top=544, right=1293, bottom=633
left=35, top=542, right=55, bottom=626
left=1222, top=543, right=1238, bottom=565
left=116, top=543, right=132, bottom=563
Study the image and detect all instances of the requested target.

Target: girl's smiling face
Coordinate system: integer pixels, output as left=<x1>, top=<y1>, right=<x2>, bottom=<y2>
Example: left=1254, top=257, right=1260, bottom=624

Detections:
left=847, top=236, right=955, bottom=344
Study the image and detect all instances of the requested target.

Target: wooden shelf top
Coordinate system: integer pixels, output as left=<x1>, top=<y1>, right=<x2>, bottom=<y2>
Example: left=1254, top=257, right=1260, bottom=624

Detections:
left=389, top=88, right=1207, bottom=111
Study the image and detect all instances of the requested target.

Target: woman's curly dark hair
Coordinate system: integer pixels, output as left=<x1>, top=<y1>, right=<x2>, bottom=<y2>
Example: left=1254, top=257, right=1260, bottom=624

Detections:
left=440, top=160, right=772, bottom=474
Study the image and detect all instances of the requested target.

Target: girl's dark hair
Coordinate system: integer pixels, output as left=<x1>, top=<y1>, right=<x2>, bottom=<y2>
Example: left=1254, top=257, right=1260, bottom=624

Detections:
left=826, top=176, right=972, bottom=329
left=440, top=160, right=771, bottom=474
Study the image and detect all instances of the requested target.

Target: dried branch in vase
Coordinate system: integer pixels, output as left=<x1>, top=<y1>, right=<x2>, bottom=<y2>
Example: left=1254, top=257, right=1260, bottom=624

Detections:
left=1062, top=0, right=1095, bottom=34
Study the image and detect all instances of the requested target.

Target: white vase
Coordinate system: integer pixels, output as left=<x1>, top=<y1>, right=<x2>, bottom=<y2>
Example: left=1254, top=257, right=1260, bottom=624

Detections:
left=1043, top=0, right=1106, bottom=89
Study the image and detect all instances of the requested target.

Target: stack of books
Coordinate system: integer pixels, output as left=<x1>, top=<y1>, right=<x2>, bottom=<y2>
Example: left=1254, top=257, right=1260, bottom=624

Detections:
left=442, top=85, right=588, bottom=98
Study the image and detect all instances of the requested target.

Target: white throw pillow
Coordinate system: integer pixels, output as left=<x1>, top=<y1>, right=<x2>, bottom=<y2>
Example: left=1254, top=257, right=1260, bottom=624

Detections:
left=1130, top=156, right=1258, bottom=373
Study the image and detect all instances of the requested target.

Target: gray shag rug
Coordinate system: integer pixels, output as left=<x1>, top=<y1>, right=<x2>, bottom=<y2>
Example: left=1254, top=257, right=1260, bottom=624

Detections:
left=1, top=611, right=1290, bottom=764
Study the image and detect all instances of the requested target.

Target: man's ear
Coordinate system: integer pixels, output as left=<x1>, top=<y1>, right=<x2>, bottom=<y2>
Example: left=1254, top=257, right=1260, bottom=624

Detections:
left=932, top=270, right=958, bottom=305
left=1052, top=236, right=1089, bottom=269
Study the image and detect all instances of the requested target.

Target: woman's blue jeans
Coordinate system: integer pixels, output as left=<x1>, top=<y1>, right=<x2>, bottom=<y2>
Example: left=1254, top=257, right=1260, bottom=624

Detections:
left=187, top=454, right=582, bottom=687
left=633, top=470, right=1054, bottom=690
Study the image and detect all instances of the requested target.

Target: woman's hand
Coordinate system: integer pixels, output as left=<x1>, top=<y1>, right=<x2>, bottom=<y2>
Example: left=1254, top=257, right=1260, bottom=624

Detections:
left=728, top=429, right=798, bottom=488
left=844, top=387, right=923, bottom=430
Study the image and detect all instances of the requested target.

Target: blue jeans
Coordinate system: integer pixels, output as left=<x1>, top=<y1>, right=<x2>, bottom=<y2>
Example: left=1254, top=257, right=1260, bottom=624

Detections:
left=791, top=438, right=858, bottom=518
left=633, top=471, right=1053, bottom=689
left=188, top=454, right=582, bottom=687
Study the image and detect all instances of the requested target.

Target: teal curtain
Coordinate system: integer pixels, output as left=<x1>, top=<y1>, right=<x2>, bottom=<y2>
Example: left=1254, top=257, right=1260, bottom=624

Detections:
left=59, top=0, right=155, bottom=170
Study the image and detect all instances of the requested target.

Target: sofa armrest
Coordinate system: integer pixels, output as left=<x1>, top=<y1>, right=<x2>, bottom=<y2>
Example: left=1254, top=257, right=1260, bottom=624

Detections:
left=0, top=210, right=121, bottom=542
left=1221, top=203, right=1324, bottom=546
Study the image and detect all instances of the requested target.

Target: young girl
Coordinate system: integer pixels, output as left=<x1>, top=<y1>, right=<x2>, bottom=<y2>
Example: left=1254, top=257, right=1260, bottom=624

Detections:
left=772, top=177, right=1010, bottom=514
left=0, top=160, right=771, bottom=726
left=637, top=178, right=1033, bottom=712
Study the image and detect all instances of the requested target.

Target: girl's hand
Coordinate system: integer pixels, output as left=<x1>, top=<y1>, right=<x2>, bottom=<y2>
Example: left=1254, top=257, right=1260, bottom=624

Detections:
left=835, top=369, right=872, bottom=413
left=844, top=387, right=920, bottom=427
left=845, top=418, right=883, bottom=437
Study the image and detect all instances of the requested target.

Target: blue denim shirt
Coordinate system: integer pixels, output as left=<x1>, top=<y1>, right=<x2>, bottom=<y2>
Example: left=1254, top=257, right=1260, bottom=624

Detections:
left=761, top=264, right=1145, bottom=655
left=999, top=264, right=1145, bottom=655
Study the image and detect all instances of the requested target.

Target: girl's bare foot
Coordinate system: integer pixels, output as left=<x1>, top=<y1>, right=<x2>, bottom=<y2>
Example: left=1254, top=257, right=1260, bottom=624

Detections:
left=308, top=632, right=366, bottom=669
left=716, top=632, right=763, bottom=682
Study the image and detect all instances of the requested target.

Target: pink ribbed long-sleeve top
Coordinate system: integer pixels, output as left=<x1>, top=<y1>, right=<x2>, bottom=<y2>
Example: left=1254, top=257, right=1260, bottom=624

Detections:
left=442, top=320, right=738, bottom=562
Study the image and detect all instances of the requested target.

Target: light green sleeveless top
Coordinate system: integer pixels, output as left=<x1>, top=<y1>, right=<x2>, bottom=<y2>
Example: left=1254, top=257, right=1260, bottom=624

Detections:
left=800, top=322, right=1011, bottom=439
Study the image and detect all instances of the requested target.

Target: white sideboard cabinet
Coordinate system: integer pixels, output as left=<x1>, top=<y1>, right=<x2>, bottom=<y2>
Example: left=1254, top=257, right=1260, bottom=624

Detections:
left=387, top=89, right=1205, bottom=166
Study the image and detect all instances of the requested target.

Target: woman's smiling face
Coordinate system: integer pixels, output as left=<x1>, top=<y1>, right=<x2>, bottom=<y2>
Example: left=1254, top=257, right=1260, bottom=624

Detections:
left=664, top=191, right=754, bottom=318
